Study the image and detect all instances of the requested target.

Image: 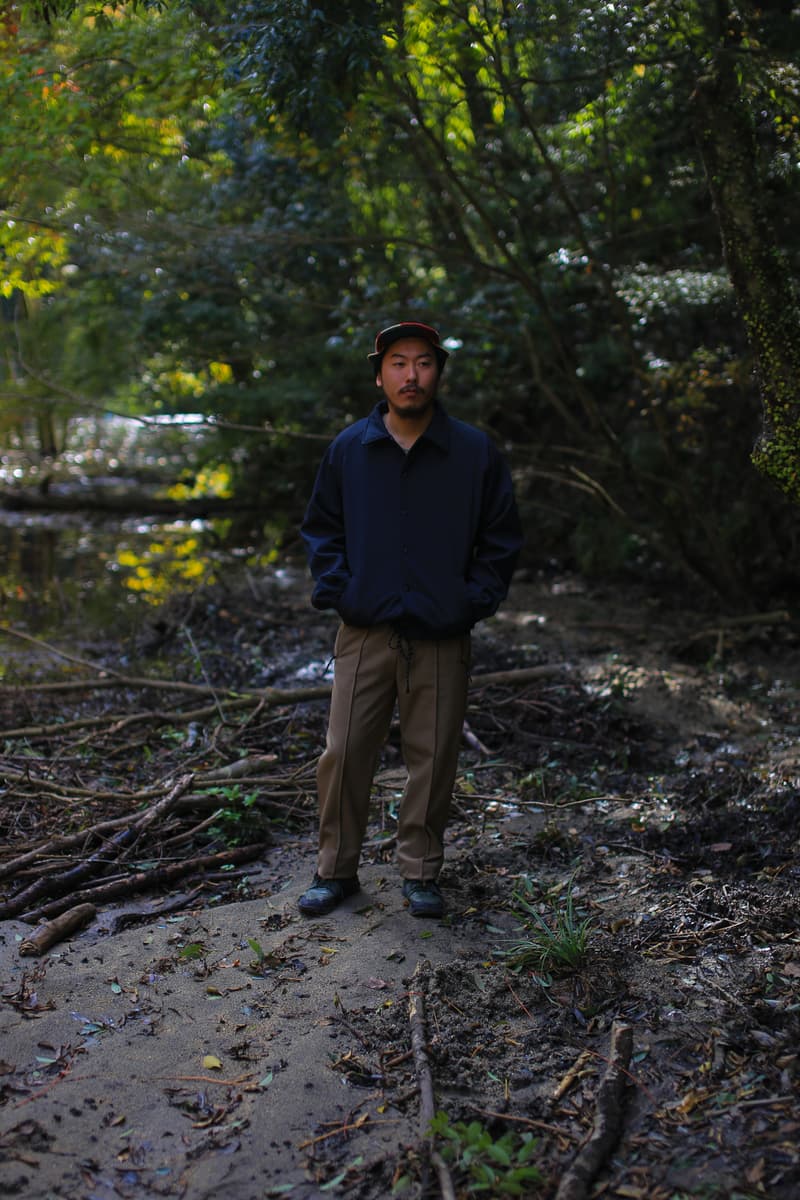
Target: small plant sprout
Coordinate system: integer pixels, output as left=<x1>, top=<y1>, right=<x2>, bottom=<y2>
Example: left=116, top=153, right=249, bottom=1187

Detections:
left=497, top=875, right=592, bottom=974
left=247, top=937, right=265, bottom=970
left=204, top=784, right=267, bottom=844
left=427, top=1111, right=542, bottom=1195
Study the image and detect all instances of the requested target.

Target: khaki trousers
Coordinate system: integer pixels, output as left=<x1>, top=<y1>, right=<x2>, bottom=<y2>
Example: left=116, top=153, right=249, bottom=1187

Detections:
left=316, top=623, right=470, bottom=882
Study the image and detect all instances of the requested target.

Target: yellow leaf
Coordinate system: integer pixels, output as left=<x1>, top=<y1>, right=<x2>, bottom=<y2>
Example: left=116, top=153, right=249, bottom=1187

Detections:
left=202, top=1054, right=223, bottom=1070
left=673, top=1087, right=710, bottom=1115
left=633, top=63, right=646, bottom=77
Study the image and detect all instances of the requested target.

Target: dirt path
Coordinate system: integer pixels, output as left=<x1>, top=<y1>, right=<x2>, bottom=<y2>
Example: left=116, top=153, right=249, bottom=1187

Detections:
left=2, top=575, right=799, bottom=1198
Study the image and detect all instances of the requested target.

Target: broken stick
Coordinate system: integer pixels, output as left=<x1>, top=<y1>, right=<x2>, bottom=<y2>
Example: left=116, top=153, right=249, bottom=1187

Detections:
left=408, top=960, right=457, bottom=1200
left=554, top=1021, right=634, bottom=1200
left=18, top=903, right=97, bottom=955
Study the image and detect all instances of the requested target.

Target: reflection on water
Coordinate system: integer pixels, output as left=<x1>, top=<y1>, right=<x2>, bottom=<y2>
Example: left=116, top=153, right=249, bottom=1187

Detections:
left=0, top=512, right=245, bottom=636
left=0, top=414, right=283, bottom=643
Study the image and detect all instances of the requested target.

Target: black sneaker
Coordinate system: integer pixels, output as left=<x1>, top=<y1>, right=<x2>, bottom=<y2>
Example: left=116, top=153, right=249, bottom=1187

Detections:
left=402, top=879, right=444, bottom=919
left=298, top=874, right=360, bottom=916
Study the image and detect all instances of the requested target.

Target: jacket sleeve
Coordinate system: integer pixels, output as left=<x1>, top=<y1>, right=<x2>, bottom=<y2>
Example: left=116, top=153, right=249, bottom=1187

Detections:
left=300, top=444, right=352, bottom=612
left=465, top=442, right=523, bottom=623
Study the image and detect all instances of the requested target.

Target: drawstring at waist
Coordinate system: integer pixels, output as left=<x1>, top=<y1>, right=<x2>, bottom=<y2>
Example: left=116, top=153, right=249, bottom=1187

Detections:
left=388, top=628, right=415, bottom=692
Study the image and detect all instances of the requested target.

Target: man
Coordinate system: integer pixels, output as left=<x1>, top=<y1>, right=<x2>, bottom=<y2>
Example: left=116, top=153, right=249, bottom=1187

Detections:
left=298, top=322, right=522, bottom=919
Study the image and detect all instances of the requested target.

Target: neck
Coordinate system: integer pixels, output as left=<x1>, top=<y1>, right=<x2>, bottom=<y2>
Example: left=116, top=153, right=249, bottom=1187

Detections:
left=382, top=403, right=435, bottom=450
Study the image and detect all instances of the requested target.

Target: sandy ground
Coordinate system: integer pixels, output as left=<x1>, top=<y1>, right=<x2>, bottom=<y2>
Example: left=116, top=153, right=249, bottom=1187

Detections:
left=1, top=851, right=473, bottom=1199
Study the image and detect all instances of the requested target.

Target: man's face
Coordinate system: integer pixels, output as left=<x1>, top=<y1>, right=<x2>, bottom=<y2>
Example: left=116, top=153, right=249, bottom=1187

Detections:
left=376, top=337, right=439, bottom=419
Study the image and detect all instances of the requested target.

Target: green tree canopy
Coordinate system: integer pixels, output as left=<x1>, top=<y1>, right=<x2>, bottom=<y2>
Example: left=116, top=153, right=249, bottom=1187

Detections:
left=2, top=0, right=799, bottom=598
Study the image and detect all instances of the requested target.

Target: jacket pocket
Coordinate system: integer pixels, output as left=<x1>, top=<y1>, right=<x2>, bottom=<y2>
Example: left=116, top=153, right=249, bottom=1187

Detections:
left=403, top=578, right=473, bottom=636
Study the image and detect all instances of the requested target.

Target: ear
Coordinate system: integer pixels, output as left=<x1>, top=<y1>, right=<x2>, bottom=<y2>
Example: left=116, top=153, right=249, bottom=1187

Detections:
left=375, top=372, right=383, bottom=388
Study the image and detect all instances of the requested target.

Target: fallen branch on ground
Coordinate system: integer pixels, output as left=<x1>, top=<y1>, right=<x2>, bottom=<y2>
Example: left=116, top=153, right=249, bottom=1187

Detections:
left=0, top=773, right=195, bottom=911
left=408, top=960, right=457, bottom=1200
left=18, top=903, right=97, bottom=955
left=18, top=843, right=267, bottom=924
left=0, top=659, right=566, bottom=713
left=554, top=1021, right=634, bottom=1200
left=0, top=826, right=137, bottom=920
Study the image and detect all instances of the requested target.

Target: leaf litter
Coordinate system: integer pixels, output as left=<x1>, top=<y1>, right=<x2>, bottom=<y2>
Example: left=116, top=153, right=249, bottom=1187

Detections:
left=0, top=569, right=799, bottom=1198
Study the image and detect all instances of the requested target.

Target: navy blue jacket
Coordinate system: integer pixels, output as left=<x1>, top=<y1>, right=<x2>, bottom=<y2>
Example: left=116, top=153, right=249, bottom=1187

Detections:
left=301, top=400, right=522, bottom=638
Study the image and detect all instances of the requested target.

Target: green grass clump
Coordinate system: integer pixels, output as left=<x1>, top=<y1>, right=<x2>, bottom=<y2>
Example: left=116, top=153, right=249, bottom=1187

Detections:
left=497, top=875, right=592, bottom=974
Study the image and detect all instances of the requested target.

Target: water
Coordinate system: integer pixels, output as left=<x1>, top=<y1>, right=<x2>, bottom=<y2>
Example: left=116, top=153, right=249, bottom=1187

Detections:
left=0, top=510, right=247, bottom=638
left=0, top=415, right=252, bottom=638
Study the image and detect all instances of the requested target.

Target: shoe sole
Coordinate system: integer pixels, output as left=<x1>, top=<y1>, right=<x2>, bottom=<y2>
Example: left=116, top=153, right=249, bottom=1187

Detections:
left=406, top=904, right=444, bottom=918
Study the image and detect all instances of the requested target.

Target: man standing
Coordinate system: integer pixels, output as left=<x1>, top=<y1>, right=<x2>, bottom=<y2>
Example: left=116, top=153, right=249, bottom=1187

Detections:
left=298, top=322, right=522, bottom=918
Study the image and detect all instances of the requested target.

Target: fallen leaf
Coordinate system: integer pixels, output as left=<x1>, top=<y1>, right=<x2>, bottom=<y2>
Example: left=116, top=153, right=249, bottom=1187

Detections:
left=203, top=1054, right=223, bottom=1070
left=672, top=1087, right=711, bottom=1115
left=746, top=1158, right=765, bottom=1184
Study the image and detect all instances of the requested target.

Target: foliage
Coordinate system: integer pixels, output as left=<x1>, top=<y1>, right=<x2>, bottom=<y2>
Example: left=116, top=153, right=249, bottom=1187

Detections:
left=200, top=784, right=272, bottom=846
left=2, top=0, right=800, bottom=598
left=497, top=876, right=592, bottom=975
left=426, top=1111, right=542, bottom=1196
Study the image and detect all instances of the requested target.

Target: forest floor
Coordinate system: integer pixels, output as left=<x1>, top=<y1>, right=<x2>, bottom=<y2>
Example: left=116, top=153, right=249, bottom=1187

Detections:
left=1, top=566, right=799, bottom=1200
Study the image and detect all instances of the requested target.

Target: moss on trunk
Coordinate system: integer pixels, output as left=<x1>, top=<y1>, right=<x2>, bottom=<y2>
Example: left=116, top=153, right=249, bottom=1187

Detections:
left=691, top=55, right=800, bottom=503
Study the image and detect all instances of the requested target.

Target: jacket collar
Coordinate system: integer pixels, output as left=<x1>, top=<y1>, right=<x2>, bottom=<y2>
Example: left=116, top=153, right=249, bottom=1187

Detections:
left=362, top=400, right=450, bottom=453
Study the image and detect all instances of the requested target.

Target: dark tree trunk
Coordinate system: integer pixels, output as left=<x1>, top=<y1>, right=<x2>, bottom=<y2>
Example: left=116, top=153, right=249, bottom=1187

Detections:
left=691, top=53, right=800, bottom=504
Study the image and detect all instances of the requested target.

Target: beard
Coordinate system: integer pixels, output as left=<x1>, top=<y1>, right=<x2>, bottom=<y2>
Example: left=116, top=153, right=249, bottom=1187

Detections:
left=392, top=390, right=436, bottom=419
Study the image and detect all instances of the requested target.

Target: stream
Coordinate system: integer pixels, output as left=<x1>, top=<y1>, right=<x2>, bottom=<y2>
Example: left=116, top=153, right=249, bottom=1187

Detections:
left=0, top=415, right=270, bottom=642
left=0, top=510, right=245, bottom=633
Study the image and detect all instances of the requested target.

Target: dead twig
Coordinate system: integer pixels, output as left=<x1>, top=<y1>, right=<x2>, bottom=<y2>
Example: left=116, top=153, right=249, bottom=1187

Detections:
left=408, top=960, right=458, bottom=1200
left=553, top=1050, right=594, bottom=1100
left=0, top=827, right=137, bottom=920
left=19, top=843, right=267, bottom=924
left=554, top=1022, right=634, bottom=1200
left=464, top=1104, right=576, bottom=1138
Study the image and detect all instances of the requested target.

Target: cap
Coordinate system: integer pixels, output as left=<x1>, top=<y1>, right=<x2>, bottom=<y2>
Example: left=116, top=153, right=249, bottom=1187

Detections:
left=367, top=322, right=449, bottom=375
